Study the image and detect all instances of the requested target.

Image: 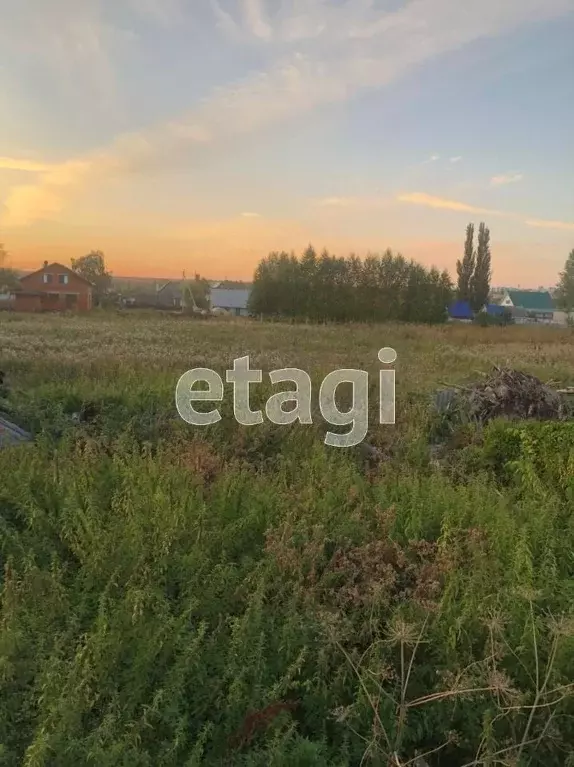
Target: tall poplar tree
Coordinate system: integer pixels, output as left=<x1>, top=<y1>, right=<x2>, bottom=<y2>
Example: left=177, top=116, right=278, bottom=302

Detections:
left=456, top=224, right=475, bottom=302
left=555, top=249, right=574, bottom=313
left=470, top=222, right=492, bottom=311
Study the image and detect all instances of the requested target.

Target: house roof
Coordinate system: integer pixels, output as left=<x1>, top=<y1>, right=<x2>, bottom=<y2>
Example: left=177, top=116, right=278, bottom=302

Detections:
left=210, top=280, right=252, bottom=290
left=20, top=262, right=94, bottom=287
left=157, top=280, right=184, bottom=295
left=506, top=290, right=554, bottom=311
left=210, top=287, right=251, bottom=310
left=449, top=300, right=473, bottom=319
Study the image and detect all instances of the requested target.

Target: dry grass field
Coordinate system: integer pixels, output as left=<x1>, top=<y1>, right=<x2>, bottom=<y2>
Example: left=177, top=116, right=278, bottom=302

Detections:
left=1, top=312, right=574, bottom=766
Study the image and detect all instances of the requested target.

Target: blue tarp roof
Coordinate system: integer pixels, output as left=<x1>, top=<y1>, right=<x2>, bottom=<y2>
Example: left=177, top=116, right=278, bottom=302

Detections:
left=449, top=300, right=473, bottom=319
left=486, top=304, right=505, bottom=316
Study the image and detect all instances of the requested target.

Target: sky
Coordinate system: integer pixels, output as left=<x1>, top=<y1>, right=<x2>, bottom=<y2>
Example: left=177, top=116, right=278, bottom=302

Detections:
left=0, top=0, right=573, bottom=286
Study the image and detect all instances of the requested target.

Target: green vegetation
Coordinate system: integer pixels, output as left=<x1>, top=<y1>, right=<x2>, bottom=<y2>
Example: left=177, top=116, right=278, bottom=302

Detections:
left=71, top=251, right=112, bottom=306
left=555, top=249, right=574, bottom=316
left=249, top=246, right=453, bottom=323
left=456, top=222, right=492, bottom=311
left=0, top=244, right=19, bottom=293
left=1, top=314, right=574, bottom=766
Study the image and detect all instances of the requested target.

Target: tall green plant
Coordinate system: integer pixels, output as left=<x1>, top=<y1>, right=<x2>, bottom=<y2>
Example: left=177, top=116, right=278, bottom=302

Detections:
left=456, top=223, right=475, bottom=303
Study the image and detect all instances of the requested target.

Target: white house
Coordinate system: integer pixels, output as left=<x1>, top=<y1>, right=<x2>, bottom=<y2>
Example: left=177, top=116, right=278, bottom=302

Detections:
left=552, top=310, right=574, bottom=327
left=499, top=289, right=554, bottom=324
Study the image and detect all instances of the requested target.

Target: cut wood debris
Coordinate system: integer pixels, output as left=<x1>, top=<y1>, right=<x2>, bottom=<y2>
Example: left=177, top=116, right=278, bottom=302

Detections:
left=433, top=366, right=571, bottom=424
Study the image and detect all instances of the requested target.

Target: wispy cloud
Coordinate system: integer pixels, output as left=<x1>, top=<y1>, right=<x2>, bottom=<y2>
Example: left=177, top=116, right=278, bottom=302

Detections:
left=241, top=211, right=262, bottom=217
left=491, top=172, right=524, bottom=186
left=242, top=0, right=273, bottom=40
left=127, top=0, right=185, bottom=27
left=525, top=218, right=574, bottom=231
left=2, top=0, right=572, bottom=227
left=397, top=192, right=496, bottom=215
left=315, top=197, right=358, bottom=208
left=211, top=0, right=243, bottom=40
left=450, top=156, right=463, bottom=163
left=423, top=154, right=440, bottom=164
left=314, top=195, right=390, bottom=210
left=0, top=0, right=137, bottom=111
left=0, top=157, right=55, bottom=174
left=397, top=191, right=574, bottom=231
left=2, top=160, right=93, bottom=227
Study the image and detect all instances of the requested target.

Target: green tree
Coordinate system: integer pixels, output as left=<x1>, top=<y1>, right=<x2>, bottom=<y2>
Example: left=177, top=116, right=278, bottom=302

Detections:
left=300, top=245, right=318, bottom=320
left=0, top=242, right=20, bottom=292
left=470, top=222, right=491, bottom=311
left=456, top=224, right=475, bottom=303
left=71, top=251, right=112, bottom=306
left=554, top=249, right=574, bottom=313
left=249, top=246, right=453, bottom=325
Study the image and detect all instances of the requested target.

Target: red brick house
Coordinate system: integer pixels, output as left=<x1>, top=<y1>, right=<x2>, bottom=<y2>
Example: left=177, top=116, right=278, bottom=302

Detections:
left=14, top=261, right=94, bottom=312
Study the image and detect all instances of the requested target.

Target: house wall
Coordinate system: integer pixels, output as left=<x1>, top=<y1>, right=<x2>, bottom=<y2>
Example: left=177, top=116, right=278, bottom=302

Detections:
left=13, top=295, right=43, bottom=312
left=156, top=284, right=182, bottom=307
left=19, top=266, right=92, bottom=311
left=553, top=311, right=573, bottom=326
left=513, top=313, right=553, bottom=325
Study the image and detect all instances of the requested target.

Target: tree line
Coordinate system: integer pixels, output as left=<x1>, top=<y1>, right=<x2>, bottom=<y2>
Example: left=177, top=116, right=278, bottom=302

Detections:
left=248, top=246, right=453, bottom=323
left=4, top=231, right=574, bottom=321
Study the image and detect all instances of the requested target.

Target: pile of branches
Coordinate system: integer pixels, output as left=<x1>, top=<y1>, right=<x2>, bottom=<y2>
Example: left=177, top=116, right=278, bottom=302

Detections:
left=466, top=366, right=568, bottom=422
left=435, top=366, right=571, bottom=425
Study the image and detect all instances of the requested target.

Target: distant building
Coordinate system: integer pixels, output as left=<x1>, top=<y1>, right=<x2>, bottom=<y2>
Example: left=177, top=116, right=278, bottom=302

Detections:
left=484, top=304, right=502, bottom=316
left=448, top=300, right=473, bottom=321
left=483, top=304, right=508, bottom=319
left=500, top=289, right=554, bottom=323
left=12, top=261, right=93, bottom=312
left=156, top=280, right=184, bottom=309
left=552, top=310, right=574, bottom=327
left=448, top=300, right=512, bottom=323
left=210, top=286, right=251, bottom=316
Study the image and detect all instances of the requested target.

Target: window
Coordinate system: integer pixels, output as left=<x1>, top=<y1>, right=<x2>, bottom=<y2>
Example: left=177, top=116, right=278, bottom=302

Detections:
left=58, top=274, right=69, bottom=285
left=43, top=273, right=53, bottom=284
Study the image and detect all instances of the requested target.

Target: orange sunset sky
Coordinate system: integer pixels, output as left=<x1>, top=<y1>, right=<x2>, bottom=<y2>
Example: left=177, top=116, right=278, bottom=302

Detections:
left=1, top=0, right=573, bottom=286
